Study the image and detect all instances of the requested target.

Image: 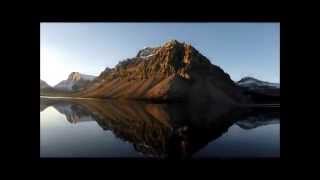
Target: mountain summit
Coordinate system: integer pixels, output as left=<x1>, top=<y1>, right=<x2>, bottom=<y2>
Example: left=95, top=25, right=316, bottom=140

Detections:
left=67, top=72, right=95, bottom=81
left=54, top=72, right=96, bottom=91
left=237, top=77, right=279, bottom=89
left=77, top=40, right=247, bottom=104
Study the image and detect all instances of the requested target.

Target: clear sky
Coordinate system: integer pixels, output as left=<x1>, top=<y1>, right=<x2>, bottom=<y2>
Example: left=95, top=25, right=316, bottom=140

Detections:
left=41, top=23, right=280, bottom=86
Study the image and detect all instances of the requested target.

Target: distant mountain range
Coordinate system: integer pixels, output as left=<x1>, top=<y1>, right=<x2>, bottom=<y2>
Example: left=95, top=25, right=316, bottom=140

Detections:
left=40, top=72, right=96, bottom=95
left=54, top=72, right=96, bottom=91
left=236, top=77, right=280, bottom=103
left=237, top=77, right=279, bottom=89
left=40, top=40, right=280, bottom=104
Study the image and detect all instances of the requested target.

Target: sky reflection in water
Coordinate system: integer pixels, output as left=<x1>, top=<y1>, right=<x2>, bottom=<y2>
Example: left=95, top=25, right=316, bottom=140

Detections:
left=40, top=98, right=280, bottom=158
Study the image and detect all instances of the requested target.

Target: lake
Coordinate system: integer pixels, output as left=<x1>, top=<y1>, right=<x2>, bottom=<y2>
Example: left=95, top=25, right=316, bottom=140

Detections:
left=40, top=97, right=280, bottom=159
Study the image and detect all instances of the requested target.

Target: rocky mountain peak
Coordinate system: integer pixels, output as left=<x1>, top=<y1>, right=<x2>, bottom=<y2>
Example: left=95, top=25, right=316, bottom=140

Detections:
left=77, top=40, right=247, bottom=104
left=237, top=76, right=280, bottom=89
left=163, top=39, right=183, bottom=47
left=100, top=39, right=225, bottom=82
left=67, top=72, right=96, bottom=81
left=135, top=40, right=186, bottom=58
left=54, top=72, right=96, bottom=91
left=156, top=40, right=212, bottom=73
left=68, top=72, right=81, bottom=81
left=238, top=76, right=259, bottom=83
left=136, top=47, right=158, bottom=58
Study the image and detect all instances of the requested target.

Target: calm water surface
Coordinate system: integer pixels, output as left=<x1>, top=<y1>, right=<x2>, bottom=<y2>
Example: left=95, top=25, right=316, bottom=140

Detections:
left=40, top=97, right=280, bottom=159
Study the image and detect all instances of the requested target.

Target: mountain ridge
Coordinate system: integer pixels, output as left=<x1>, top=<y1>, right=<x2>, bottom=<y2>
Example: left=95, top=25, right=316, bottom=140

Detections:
left=41, top=40, right=279, bottom=105
left=236, top=76, right=280, bottom=104
left=54, top=72, right=96, bottom=91
left=237, top=76, right=280, bottom=89
left=75, top=40, right=247, bottom=104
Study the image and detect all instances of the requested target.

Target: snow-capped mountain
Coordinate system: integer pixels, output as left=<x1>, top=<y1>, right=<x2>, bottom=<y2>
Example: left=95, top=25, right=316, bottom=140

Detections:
left=76, top=39, right=247, bottom=104
left=237, top=77, right=280, bottom=103
left=237, top=77, right=280, bottom=89
left=54, top=72, right=96, bottom=91
left=136, top=47, right=159, bottom=58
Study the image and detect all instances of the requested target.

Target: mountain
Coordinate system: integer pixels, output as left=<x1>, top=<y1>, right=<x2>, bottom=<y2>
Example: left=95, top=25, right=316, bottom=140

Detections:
left=41, top=79, right=67, bottom=97
left=237, top=77, right=280, bottom=103
left=77, top=40, right=247, bottom=104
left=54, top=72, right=96, bottom=91
left=40, top=79, right=51, bottom=89
left=237, top=77, right=279, bottom=90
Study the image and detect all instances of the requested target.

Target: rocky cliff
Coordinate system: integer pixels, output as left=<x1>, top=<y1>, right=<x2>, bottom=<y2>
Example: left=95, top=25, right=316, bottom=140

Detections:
left=77, top=40, right=247, bottom=104
left=54, top=72, right=96, bottom=91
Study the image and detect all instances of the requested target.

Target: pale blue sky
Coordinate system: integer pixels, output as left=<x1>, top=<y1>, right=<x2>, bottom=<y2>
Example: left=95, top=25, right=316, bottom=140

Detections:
left=40, top=23, right=280, bottom=86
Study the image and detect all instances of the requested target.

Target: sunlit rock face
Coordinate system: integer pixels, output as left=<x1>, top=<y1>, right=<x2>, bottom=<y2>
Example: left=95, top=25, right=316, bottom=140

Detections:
left=77, top=40, right=248, bottom=104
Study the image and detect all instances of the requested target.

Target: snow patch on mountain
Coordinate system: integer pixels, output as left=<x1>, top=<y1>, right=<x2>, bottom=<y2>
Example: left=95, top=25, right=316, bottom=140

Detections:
left=137, top=47, right=154, bottom=57
left=54, top=72, right=96, bottom=91
left=136, top=47, right=159, bottom=59
left=237, top=77, right=280, bottom=89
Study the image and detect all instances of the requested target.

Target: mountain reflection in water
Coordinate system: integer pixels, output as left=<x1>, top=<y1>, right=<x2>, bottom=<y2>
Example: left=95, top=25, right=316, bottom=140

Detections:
left=40, top=98, right=280, bottom=159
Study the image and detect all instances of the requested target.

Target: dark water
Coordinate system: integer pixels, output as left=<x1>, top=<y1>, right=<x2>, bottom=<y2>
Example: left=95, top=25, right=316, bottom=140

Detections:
left=40, top=97, right=280, bottom=159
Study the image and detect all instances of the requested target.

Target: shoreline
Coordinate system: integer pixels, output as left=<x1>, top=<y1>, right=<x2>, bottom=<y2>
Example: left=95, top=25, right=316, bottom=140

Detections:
left=40, top=96, right=280, bottom=107
left=40, top=96, right=97, bottom=100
